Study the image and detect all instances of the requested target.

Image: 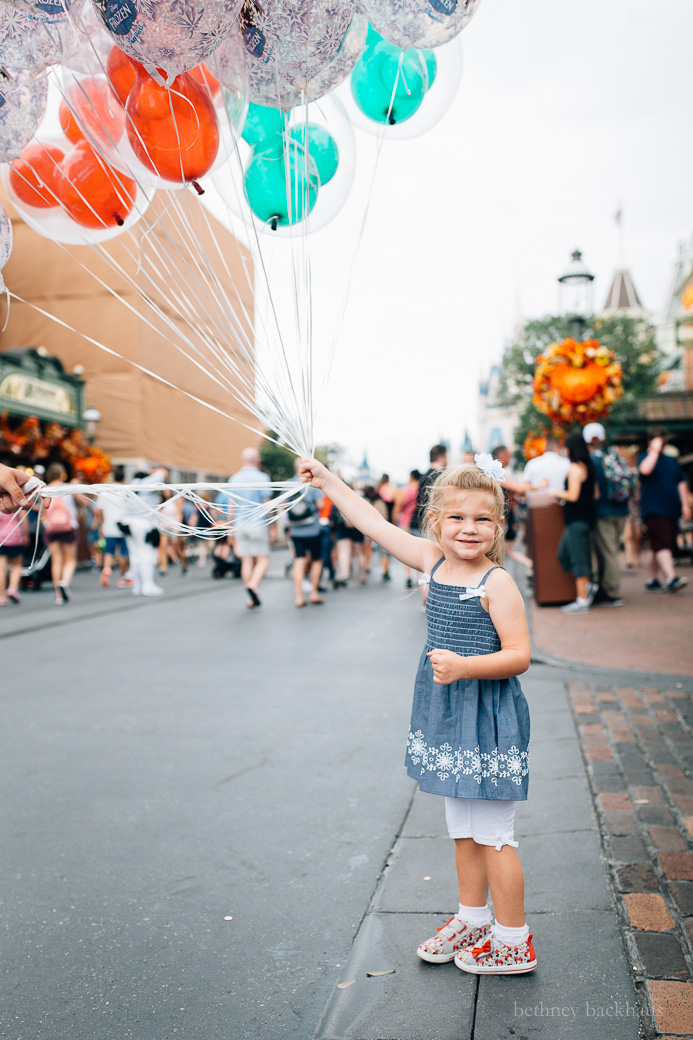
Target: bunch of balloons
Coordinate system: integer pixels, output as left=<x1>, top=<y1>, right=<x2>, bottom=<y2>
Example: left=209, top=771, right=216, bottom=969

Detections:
left=241, top=103, right=340, bottom=228
left=0, top=0, right=483, bottom=244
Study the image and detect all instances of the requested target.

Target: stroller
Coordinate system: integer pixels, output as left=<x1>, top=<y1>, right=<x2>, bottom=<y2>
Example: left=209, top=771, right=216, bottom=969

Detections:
left=211, top=544, right=242, bottom=580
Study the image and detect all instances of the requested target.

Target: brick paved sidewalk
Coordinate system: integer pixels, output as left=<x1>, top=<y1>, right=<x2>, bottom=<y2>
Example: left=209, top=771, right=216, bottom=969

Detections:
left=568, top=679, right=693, bottom=1038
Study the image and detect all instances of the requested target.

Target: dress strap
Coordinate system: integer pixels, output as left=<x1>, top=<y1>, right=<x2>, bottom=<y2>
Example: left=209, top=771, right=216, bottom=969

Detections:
left=479, top=565, right=500, bottom=584
left=430, top=556, right=446, bottom=578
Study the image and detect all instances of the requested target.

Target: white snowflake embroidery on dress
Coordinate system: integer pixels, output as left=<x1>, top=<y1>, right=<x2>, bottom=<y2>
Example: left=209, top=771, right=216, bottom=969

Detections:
left=407, top=731, right=529, bottom=786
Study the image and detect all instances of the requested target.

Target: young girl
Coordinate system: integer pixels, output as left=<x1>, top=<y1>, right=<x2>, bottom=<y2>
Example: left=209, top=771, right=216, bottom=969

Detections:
left=298, top=455, right=536, bottom=975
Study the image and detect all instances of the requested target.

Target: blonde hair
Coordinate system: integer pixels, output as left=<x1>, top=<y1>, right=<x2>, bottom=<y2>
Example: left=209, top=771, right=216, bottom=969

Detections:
left=423, top=464, right=506, bottom=565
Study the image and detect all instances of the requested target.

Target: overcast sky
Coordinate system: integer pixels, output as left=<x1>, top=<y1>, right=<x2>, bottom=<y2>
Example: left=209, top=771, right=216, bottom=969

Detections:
left=248, top=0, right=693, bottom=482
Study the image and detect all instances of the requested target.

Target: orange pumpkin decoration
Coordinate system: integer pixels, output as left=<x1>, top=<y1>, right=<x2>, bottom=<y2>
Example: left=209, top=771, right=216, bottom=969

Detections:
left=550, top=364, right=601, bottom=404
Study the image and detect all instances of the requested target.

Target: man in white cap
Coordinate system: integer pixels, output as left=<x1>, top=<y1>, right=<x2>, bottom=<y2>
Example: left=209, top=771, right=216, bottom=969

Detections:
left=583, top=422, right=629, bottom=607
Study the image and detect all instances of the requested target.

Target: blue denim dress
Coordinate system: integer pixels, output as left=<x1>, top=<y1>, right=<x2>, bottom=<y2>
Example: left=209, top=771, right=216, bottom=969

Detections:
left=405, top=560, right=530, bottom=801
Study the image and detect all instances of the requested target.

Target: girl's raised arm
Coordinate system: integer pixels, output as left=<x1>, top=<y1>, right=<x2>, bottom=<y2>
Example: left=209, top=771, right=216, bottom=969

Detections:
left=298, top=459, right=436, bottom=573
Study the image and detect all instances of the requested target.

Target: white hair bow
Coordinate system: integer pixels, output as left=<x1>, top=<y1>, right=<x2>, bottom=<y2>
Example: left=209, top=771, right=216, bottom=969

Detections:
left=474, top=453, right=505, bottom=482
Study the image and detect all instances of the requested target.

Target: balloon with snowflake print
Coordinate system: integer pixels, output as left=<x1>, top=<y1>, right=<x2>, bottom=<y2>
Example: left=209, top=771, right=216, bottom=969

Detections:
left=89, top=0, right=243, bottom=83
left=0, top=70, right=48, bottom=162
left=0, top=198, right=11, bottom=292
left=224, top=11, right=367, bottom=109
left=357, top=0, right=481, bottom=49
left=238, top=0, right=355, bottom=96
left=7, top=0, right=72, bottom=14
left=0, top=0, right=68, bottom=74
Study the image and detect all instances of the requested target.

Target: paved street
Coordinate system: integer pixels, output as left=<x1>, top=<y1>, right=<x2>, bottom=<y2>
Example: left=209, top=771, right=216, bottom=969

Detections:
left=2, top=556, right=692, bottom=1039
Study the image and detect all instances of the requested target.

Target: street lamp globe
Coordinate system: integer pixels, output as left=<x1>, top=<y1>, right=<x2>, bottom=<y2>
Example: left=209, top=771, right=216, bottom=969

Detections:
left=83, top=406, right=102, bottom=443
left=557, top=249, right=595, bottom=329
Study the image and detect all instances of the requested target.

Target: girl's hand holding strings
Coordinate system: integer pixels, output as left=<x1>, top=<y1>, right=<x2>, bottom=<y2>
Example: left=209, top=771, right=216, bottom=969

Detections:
left=427, top=649, right=468, bottom=685
left=298, top=458, right=329, bottom=488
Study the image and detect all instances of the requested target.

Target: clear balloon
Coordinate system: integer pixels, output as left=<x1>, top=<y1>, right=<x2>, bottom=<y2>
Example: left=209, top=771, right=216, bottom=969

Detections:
left=206, top=94, right=355, bottom=235
left=244, top=144, right=319, bottom=229
left=58, top=53, right=238, bottom=192
left=8, top=0, right=73, bottom=14
left=0, top=69, right=48, bottom=162
left=125, top=66, right=220, bottom=185
left=222, top=12, right=367, bottom=110
left=341, top=29, right=462, bottom=139
left=237, top=0, right=355, bottom=96
left=60, top=0, right=119, bottom=75
left=356, top=0, right=480, bottom=49
left=1, top=132, right=153, bottom=244
left=0, top=0, right=67, bottom=74
left=9, top=141, right=65, bottom=206
left=89, top=0, right=242, bottom=83
left=0, top=198, right=12, bottom=291
left=351, top=35, right=429, bottom=125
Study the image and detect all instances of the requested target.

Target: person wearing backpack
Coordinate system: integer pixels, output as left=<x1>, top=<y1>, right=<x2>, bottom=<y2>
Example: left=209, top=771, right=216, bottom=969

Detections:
left=42, top=462, right=80, bottom=605
left=287, top=461, right=324, bottom=607
left=583, top=422, right=636, bottom=607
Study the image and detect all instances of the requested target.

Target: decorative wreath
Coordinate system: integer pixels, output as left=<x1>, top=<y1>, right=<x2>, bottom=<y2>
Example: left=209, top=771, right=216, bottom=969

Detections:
left=532, top=338, right=623, bottom=425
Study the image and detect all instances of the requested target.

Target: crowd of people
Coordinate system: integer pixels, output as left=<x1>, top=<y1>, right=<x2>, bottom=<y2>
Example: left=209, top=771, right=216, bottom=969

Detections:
left=0, top=422, right=691, bottom=615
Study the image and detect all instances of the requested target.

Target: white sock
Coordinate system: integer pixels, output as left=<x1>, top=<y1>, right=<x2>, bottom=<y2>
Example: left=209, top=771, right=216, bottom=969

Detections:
left=458, top=903, right=492, bottom=927
left=576, top=596, right=589, bottom=606
left=493, top=921, right=530, bottom=947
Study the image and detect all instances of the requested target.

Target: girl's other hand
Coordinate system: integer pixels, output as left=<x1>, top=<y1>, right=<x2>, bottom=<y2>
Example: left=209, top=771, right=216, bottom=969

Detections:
left=427, top=648, right=466, bottom=685
left=298, top=458, right=329, bottom=488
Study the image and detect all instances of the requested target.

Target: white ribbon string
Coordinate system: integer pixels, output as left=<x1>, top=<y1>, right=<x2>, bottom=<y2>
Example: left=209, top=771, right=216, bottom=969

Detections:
left=0, top=480, right=312, bottom=546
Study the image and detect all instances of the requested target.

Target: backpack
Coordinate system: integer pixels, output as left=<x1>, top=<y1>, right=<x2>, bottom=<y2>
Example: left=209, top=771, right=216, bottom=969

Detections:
left=287, top=491, right=316, bottom=526
left=600, top=450, right=638, bottom=504
left=43, top=496, right=74, bottom=534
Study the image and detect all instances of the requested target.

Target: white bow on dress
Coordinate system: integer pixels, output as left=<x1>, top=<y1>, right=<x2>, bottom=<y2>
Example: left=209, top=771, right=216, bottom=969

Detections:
left=459, top=584, right=486, bottom=602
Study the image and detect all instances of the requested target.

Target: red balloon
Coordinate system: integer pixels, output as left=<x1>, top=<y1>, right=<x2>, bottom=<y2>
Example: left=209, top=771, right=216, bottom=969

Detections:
left=106, top=46, right=143, bottom=106
left=59, top=78, right=125, bottom=148
left=57, top=142, right=137, bottom=229
left=126, top=69, right=219, bottom=184
left=9, top=144, right=66, bottom=209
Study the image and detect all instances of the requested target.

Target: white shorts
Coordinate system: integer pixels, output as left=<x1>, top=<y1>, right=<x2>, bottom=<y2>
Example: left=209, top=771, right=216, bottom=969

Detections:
left=234, top=525, right=270, bottom=559
left=444, top=797, right=518, bottom=851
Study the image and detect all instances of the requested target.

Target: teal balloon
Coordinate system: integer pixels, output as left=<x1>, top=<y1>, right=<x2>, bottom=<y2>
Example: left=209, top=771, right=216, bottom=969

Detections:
left=241, top=103, right=285, bottom=153
left=351, top=41, right=427, bottom=125
left=364, top=23, right=384, bottom=51
left=244, top=145, right=319, bottom=228
left=421, top=49, right=437, bottom=88
left=289, top=124, right=339, bottom=186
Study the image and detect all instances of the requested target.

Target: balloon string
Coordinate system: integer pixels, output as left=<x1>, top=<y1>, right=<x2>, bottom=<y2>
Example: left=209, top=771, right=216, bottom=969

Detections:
left=14, top=481, right=310, bottom=542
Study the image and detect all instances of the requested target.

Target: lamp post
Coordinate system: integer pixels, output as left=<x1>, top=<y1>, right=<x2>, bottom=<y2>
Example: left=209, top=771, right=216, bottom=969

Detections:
left=83, top=406, right=101, bottom=445
left=558, top=249, right=595, bottom=339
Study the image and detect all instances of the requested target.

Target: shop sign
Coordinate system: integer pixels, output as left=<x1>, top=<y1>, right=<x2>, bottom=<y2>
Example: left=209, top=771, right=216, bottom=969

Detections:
left=0, top=371, right=78, bottom=420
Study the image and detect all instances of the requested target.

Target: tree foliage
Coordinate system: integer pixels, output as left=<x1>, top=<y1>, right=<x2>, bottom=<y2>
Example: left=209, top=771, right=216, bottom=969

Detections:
left=260, top=435, right=344, bottom=483
left=498, top=314, right=663, bottom=455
